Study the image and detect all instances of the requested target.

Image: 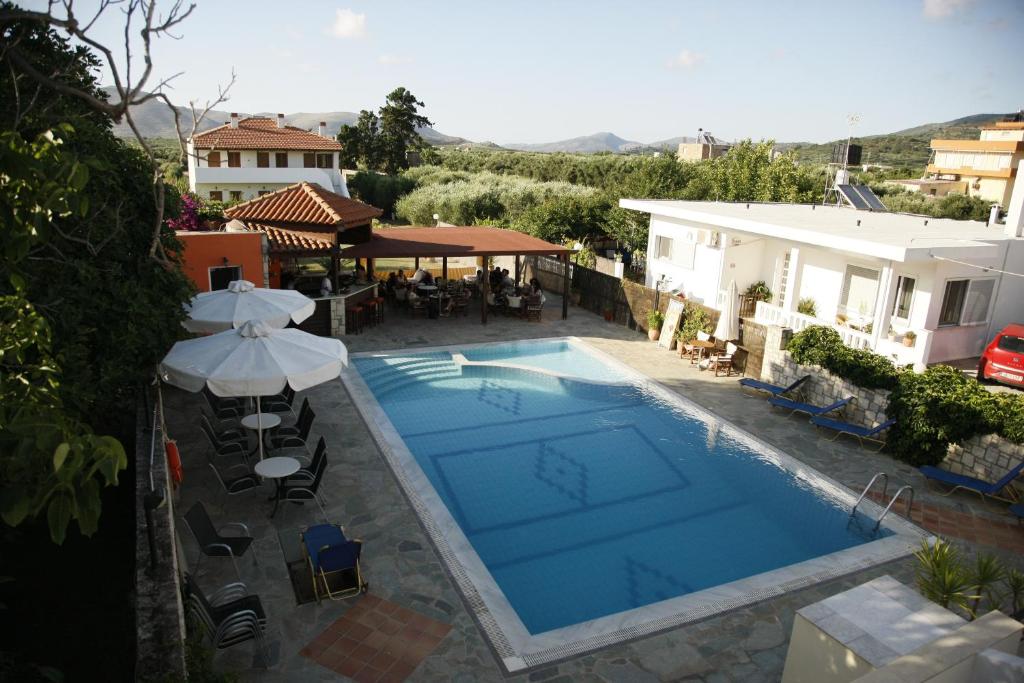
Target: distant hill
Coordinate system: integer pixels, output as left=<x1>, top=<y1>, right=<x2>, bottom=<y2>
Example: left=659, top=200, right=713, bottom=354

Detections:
left=106, top=87, right=463, bottom=145
left=779, top=112, right=1016, bottom=168
left=504, top=132, right=642, bottom=154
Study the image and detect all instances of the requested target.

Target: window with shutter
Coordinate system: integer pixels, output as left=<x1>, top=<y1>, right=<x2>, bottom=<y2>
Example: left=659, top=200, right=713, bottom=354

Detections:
left=303, top=153, right=315, bottom=168
left=316, top=153, right=333, bottom=168
left=938, top=280, right=968, bottom=326
left=227, top=152, right=241, bottom=168
left=208, top=190, right=223, bottom=201
left=206, top=151, right=220, bottom=168
left=275, top=152, right=288, bottom=168
left=257, top=152, right=269, bottom=168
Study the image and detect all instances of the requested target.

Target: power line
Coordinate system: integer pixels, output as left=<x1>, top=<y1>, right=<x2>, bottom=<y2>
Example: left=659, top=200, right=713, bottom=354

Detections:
left=928, top=253, right=1024, bottom=278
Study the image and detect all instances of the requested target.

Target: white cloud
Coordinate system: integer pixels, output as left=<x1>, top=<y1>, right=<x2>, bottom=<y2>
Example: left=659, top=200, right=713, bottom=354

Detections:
left=666, top=49, right=705, bottom=70
left=378, top=54, right=413, bottom=66
left=330, top=9, right=367, bottom=38
left=923, top=0, right=973, bottom=20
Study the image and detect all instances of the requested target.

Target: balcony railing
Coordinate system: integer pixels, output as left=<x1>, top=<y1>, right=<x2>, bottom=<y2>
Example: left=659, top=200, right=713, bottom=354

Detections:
left=754, top=301, right=872, bottom=349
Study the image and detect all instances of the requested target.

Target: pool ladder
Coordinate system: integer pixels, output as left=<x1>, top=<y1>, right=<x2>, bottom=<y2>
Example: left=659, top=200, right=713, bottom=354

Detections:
left=851, top=472, right=914, bottom=534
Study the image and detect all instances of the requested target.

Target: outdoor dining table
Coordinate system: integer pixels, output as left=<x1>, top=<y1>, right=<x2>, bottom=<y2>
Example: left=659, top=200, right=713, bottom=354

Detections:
left=428, top=293, right=449, bottom=319
left=506, top=295, right=523, bottom=316
left=241, top=412, right=281, bottom=458
left=687, top=339, right=717, bottom=365
left=254, top=455, right=300, bottom=518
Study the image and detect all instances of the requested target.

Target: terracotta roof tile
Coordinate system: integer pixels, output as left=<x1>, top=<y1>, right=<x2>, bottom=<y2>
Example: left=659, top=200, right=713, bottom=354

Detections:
left=192, top=117, right=342, bottom=151
left=246, top=224, right=333, bottom=255
left=340, top=226, right=573, bottom=258
left=224, top=182, right=382, bottom=230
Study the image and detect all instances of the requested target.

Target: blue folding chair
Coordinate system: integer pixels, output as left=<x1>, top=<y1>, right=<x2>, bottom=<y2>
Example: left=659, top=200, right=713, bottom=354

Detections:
left=769, top=395, right=852, bottom=418
left=739, top=374, right=811, bottom=397
left=810, top=416, right=896, bottom=451
left=919, top=461, right=1024, bottom=504
left=301, top=523, right=367, bottom=603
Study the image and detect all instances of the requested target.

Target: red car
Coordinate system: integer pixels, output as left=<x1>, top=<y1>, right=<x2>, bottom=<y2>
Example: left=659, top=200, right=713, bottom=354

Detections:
left=978, top=324, right=1024, bottom=389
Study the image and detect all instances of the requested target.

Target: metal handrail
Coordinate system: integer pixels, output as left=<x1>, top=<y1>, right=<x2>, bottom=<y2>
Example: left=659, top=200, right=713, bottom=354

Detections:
left=851, top=472, right=888, bottom=517
left=873, top=486, right=914, bottom=534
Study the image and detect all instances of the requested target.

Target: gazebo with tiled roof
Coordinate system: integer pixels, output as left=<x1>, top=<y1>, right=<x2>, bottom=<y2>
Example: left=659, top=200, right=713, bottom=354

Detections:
left=225, top=181, right=383, bottom=289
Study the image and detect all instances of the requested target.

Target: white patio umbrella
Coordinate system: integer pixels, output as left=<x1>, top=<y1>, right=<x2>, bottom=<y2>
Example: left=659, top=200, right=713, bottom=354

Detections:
left=183, top=280, right=316, bottom=333
left=159, top=320, right=347, bottom=460
left=714, top=279, right=740, bottom=341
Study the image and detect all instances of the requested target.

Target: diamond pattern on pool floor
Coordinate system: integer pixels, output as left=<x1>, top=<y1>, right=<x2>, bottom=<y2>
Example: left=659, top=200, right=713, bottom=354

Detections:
left=301, top=594, right=451, bottom=682
left=477, top=379, right=522, bottom=416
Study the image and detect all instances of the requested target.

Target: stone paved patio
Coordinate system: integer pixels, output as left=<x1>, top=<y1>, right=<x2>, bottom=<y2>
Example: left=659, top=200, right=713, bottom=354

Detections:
left=167, top=292, right=1024, bottom=681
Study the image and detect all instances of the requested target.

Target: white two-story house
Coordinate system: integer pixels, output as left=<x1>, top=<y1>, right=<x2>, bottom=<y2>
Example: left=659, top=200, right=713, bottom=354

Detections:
left=187, top=113, right=348, bottom=202
left=622, top=173, right=1024, bottom=370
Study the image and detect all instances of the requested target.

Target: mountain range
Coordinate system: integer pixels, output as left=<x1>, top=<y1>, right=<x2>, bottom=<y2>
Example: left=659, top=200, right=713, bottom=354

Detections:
left=106, top=89, right=1014, bottom=162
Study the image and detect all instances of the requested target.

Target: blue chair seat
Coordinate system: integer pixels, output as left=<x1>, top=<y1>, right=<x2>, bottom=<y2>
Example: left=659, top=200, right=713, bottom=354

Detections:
left=769, top=395, right=851, bottom=417
left=919, top=460, right=1024, bottom=503
left=303, top=524, right=347, bottom=570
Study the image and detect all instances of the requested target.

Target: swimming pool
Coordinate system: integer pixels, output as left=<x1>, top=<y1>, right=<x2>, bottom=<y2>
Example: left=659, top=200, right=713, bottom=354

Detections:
left=345, top=338, right=925, bottom=671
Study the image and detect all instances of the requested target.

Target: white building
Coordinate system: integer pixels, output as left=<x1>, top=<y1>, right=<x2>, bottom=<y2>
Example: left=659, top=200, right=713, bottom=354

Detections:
left=187, top=113, right=348, bottom=202
left=622, top=173, right=1024, bottom=369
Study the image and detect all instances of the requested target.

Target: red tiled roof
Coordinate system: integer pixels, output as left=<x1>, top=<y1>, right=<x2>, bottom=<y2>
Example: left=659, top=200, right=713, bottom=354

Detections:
left=192, top=117, right=342, bottom=151
left=246, top=224, right=333, bottom=255
left=340, top=226, right=573, bottom=258
left=224, top=182, right=382, bottom=231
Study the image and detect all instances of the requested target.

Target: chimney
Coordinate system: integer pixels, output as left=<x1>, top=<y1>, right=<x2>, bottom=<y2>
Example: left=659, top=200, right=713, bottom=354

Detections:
left=276, top=113, right=285, bottom=129
left=230, top=112, right=239, bottom=129
left=1006, top=161, right=1024, bottom=238
left=318, top=121, right=327, bottom=137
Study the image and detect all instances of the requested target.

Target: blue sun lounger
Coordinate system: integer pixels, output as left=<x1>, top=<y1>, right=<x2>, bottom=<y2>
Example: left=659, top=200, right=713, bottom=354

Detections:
left=738, top=374, right=811, bottom=397
left=810, top=416, right=896, bottom=451
left=1010, top=503, right=1023, bottom=523
left=919, top=460, right=1024, bottom=504
left=768, top=395, right=852, bottom=417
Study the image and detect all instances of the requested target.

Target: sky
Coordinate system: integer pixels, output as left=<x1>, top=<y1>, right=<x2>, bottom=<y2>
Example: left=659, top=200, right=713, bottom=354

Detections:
left=35, top=0, right=1024, bottom=144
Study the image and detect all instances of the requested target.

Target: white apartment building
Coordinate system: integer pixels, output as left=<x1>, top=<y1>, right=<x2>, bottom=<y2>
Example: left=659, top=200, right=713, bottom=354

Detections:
left=187, top=113, right=348, bottom=202
left=623, top=169, right=1024, bottom=369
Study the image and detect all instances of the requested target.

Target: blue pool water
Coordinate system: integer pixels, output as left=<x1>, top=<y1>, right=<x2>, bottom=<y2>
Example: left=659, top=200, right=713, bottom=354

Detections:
left=355, top=340, right=887, bottom=634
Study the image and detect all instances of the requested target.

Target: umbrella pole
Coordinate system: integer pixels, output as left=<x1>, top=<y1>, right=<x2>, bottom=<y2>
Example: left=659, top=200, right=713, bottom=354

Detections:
left=257, top=395, right=264, bottom=461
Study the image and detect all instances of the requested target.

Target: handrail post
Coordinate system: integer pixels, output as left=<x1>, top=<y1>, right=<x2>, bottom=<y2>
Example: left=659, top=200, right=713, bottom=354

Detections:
left=851, top=472, right=888, bottom=517
left=873, top=485, right=914, bottom=534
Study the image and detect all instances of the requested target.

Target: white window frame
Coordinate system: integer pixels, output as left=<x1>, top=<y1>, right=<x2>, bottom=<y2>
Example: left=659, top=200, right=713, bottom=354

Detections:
left=890, top=273, right=917, bottom=324
left=654, top=235, right=674, bottom=261
left=937, top=277, right=995, bottom=328
left=838, top=263, right=881, bottom=318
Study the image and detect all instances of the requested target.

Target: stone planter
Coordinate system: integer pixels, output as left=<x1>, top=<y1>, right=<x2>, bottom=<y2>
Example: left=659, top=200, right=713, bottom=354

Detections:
left=648, top=328, right=660, bottom=341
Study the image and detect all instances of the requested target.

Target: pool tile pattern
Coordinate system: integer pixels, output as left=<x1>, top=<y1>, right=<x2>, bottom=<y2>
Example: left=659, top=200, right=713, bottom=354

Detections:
left=301, top=594, right=451, bottom=682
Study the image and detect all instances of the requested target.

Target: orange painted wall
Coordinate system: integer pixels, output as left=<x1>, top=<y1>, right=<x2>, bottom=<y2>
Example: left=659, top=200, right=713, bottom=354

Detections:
left=177, top=231, right=266, bottom=292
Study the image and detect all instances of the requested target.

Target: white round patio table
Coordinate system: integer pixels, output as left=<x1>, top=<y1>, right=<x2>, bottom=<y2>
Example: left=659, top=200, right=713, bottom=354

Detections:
left=417, top=285, right=438, bottom=292
left=241, top=412, right=282, bottom=460
left=254, top=456, right=300, bottom=518
left=241, top=413, right=282, bottom=431
left=507, top=296, right=522, bottom=308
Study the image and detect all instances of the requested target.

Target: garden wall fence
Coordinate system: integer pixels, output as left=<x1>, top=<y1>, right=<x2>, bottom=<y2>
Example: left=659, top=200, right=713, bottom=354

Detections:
left=134, top=389, right=187, bottom=680
left=760, top=325, right=1024, bottom=487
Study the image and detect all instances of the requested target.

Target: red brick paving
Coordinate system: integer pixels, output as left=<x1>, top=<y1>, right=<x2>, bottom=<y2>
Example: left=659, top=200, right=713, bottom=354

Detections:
left=301, top=594, right=451, bottom=682
left=865, top=489, right=1024, bottom=553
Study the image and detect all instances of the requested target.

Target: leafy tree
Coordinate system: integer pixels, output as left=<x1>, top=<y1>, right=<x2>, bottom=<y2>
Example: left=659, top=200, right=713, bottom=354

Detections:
left=379, top=87, right=432, bottom=174
left=338, top=88, right=433, bottom=174
left=604, top=154, right=693, bottom=249
left=511, top=193, right=612, bottom=243
left=0, top=17, right=193, bottom=542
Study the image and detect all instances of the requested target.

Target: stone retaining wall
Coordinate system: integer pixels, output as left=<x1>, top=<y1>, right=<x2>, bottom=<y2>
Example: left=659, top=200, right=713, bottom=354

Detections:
left=134, top=396, right=187, bottom=680
left=760, top=325, right=1023, bottom=486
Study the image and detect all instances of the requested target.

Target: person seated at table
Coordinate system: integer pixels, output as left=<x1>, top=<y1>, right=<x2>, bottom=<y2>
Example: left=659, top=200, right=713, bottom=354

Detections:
left=320, top=275, right=333, bottom=298
left=529, top=278, right=546, bottom=304
left=386, top=271, right=398, bottom=291
left=489, top=266, right=503, bottom=289
left=395, top=269, right=407, bottom=284
left=501, top=269, right=514, bottom=288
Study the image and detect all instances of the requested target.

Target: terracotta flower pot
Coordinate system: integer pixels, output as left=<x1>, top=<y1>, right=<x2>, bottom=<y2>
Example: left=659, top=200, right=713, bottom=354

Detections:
left=903, top=336, right=915, bottom=347
left=648, top=329, right=660, bottom=341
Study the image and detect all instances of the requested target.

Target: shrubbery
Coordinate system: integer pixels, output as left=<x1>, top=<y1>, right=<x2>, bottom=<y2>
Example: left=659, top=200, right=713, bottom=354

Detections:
left=786, top=326, right=901, bottom=390
left=784, top=325, right=1024, bottom=466
left=394, top=171, right=598, bottom=227
left=347, top=171, right=416, bottom=217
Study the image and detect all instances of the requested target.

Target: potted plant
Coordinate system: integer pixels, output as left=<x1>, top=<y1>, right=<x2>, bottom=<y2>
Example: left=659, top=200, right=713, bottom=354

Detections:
left=887, top=324, right=896, bottom=342
left=797, top=297, right=817, bottom=317
left=647, top=310, right=665, bottom=341
left=903, top=330, right=917, bottom=347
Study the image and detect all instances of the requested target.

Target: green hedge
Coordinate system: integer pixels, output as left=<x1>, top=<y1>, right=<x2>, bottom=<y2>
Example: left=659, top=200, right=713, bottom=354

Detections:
left=786, top=326, right=901, bottom=390
left=784, top=325, right=1024, bottom=466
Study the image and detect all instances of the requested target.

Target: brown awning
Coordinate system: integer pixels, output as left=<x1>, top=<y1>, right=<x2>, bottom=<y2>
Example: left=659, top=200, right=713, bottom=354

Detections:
left=340, top=226, right=573, bottom=259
